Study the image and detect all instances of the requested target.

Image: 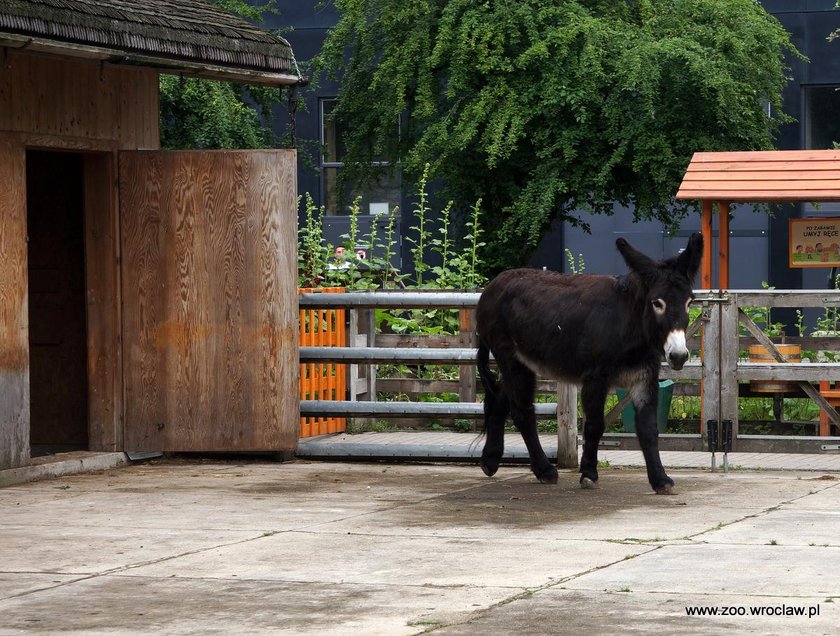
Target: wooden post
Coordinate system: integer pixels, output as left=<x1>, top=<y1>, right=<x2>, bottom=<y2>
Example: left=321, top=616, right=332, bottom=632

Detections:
left=718, top=201, right=730, bottom=289
left=699, top=199, right=714, bottom=435
left=556, top=383, right=579, bottom=469
left=701, top=300, right=721, bottom=444
left=347, top=307, right=377, bottom=428
left=0, top=140, right=29, bottom=470
left=458, top=309, right=478, bottom=430
left=719, top=294, right=739, bottom=450
left=701, top=199, right=714, bottom=289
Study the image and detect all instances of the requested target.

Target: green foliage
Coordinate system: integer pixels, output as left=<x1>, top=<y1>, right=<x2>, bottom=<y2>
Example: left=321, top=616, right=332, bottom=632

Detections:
left=315, top=0, right=800, bottom=273
left=160, top=76, right=279, bottom=149
left=211, top=0, right=277, bottom=21
left=564, top=249, right=586, bottom=275
left=159, top=0, right=291, bottom=150
left=298, top=167, right=487, bottom=334
left=741, top=282, right=786, bottom=339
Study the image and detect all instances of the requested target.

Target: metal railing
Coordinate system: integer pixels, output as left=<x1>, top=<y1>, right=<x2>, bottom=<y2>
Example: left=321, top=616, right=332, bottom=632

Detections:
left=299, top=289, right=840, bottom=456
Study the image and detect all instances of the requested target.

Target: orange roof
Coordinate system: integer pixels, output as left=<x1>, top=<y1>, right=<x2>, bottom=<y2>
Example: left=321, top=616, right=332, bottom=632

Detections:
left=675, top=150, right=840, bottom=202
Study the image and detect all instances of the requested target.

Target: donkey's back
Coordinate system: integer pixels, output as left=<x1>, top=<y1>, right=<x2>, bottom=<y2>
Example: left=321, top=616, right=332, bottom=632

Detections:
left=476, top=269, right=638, bottom=385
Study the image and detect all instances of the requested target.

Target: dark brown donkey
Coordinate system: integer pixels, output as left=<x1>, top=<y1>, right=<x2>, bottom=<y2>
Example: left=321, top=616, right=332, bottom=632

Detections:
left=475, top=234, right=702, bottom=493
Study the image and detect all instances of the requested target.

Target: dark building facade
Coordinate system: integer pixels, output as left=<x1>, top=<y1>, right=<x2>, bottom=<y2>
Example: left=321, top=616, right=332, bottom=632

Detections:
left=269, top=1, right=840, bottom=287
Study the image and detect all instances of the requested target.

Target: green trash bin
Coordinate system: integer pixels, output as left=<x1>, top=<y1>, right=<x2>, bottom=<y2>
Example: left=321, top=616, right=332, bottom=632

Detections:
left=616, top=380, right=674, bottom=433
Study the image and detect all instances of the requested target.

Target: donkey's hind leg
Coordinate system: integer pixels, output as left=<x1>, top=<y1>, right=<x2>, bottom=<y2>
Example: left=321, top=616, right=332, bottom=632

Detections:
left=579, top=379, right=608, bottom=488
left=480, top=388, right=509, bottom=477
left=502, top=359, right=558, bottom=484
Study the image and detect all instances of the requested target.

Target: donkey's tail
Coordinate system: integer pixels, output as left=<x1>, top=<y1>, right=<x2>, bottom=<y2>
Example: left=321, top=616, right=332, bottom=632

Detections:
left=476, top=341, right=498, bottom=398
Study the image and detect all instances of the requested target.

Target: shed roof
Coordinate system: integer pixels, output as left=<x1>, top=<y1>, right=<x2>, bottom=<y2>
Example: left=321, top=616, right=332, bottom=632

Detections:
left=675, top=150, right=840, bottom=202
left=0, top=0, right=301, bottom=85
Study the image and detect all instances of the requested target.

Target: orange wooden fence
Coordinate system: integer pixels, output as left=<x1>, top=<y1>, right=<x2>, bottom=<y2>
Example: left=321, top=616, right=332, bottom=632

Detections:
left=299, top=287, right=347, bottom=437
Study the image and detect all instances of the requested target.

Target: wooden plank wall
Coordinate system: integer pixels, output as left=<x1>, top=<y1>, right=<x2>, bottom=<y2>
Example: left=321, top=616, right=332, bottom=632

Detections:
left=0, top=50, right=158, bottom=465
left=120, top=150, right=299, bottom=452
left=84, top=154, right=122, bottom=451
left=0, top=140, right=30, bottom=469
left=0, top=50, right=159, bottom=149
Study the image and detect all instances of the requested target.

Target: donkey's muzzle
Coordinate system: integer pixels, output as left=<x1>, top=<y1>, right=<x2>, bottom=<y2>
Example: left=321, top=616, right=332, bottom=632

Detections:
left=664, top=330, right=689, bottom=370
left=667, top=350, right=689, bottom=370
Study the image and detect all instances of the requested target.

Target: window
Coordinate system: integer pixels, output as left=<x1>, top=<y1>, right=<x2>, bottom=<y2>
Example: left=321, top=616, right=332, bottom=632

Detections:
left=804, top=86, right=840, bottom=150
left=320, top=99, right=401, bottom=216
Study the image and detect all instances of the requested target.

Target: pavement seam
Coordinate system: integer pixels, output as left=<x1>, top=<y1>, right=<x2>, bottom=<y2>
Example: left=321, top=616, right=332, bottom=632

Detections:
left=418, top=480, right=840, bottom=633
left=686, top=478, right=840, bottom=541
left=418, top=545, right=664, bottom=634
left=0, top=530, right=287, bottom=602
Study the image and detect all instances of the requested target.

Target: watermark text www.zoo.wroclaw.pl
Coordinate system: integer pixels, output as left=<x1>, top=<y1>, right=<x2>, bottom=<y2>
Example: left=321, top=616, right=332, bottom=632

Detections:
left=685, top=604, right=822, bottom=618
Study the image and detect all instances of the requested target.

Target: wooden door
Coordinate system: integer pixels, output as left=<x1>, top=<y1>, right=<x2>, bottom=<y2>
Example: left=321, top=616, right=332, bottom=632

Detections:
left=119, top=150, right=299, bottom=453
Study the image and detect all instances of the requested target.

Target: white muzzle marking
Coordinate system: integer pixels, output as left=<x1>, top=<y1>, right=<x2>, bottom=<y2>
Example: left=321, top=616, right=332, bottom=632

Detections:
left=664, top=329, right=688, bottom=367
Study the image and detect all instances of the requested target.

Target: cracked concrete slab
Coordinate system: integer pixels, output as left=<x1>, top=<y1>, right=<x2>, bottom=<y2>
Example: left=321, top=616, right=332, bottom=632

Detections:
left=434, top=589, right=838, bottom=635
left=1, top=459, right=838, bottom=635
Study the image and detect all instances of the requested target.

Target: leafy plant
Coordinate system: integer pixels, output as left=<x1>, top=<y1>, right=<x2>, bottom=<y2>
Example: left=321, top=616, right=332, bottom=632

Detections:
left=741, top=282, right=785, bottom=339
left=564, top=249, right=586, bottom=275
left=298, top=193, right=330, bottom=288
left=159, top=0, right=296, bottom=151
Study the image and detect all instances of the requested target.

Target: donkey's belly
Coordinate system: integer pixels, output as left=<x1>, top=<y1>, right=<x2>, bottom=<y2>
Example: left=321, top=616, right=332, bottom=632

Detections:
left=514, top=350, right=582, bottom=385
left=515, top=349, right=654, bottom=391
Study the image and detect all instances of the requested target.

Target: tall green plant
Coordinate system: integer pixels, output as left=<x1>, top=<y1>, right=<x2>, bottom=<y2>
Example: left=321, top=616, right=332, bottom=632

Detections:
left=298, top=193, right=329, bottom=288
left=406, top=164, right=432, bottom=285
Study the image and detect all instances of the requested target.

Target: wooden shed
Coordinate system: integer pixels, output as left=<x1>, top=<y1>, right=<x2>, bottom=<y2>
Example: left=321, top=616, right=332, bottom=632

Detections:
left=676, top=150, right=840, bottom=288
left=0, top=0, right=302, bottom=470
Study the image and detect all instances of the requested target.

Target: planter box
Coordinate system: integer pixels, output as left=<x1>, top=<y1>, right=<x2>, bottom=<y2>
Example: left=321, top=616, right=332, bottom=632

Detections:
left=617, top=380, right=674, bottom=433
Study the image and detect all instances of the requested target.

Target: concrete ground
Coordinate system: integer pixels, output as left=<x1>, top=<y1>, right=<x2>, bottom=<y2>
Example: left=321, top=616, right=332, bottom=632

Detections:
left=1, top=456, right=839, bottom=635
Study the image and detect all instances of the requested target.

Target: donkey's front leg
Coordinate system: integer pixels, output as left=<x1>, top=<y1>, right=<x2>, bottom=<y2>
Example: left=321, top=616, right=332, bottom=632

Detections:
left=579, top=380, right=608, bottom=489
left=633, top=379, right=675, bottom=494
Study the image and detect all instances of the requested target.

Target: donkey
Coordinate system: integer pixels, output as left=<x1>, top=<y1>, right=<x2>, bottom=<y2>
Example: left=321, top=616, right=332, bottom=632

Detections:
left=475, top=233, right=703, bottom=493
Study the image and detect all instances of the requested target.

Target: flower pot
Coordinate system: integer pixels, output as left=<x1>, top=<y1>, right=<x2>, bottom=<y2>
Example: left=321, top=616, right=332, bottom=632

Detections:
left=748, top=343, right=801, bottom=393
left=617, top=380, right=674, bottom=433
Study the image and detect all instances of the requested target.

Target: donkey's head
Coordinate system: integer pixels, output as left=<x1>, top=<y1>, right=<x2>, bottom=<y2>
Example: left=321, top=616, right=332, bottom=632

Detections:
left=616, top=233, right=703, bottom=370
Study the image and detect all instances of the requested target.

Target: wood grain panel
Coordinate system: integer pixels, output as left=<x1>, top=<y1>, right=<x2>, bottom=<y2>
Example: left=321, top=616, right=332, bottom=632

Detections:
left=685, top=170, right=840, bottom=181
left=692, top=150, right=840, bottom=162
left=677, top=150, right=840, bottom=202
left=0, top=140, right=30, bottom=469
left=120, top=150, right=298, bottom=452
left=120, top=152, right=165, bottom=450
left=0, top=50, right=159, bottom=149
left=84, top=153, right=122, bottom=451
left=688, top=161, right=840, bottom=172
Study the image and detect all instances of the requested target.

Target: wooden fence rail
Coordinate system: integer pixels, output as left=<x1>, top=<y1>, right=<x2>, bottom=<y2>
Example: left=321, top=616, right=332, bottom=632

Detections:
left=299, top=289, right=840, bottom=456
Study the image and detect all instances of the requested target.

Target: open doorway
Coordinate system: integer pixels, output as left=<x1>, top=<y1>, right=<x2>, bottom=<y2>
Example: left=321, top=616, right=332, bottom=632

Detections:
left=26, top=150, right=89, bottom=455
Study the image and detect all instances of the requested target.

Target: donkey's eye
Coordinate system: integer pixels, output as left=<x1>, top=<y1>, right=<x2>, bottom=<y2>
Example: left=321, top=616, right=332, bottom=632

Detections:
left=652, top=299, right=666, bottom=315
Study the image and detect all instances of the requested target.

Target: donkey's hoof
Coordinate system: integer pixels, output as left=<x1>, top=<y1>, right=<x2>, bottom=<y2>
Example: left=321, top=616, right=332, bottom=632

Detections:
left=580, top=476, right=599, bottom=490
left=655, top=483, right=677, bottom=495
left=536, top=466, right=558, bottom=484
left=480, top=459, right=499, bottom=477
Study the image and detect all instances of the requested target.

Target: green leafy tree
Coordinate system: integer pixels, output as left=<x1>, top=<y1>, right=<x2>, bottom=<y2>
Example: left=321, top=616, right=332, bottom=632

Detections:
left=315, top=0, right=800, bottom=272
left=159, top=0, right=288, bottom=150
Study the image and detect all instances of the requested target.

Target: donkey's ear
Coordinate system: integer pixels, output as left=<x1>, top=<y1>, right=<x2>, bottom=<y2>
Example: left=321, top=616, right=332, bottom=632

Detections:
left=674, top=232, right=703, bottom=281
left=616, top=237, right=658, bottom=280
